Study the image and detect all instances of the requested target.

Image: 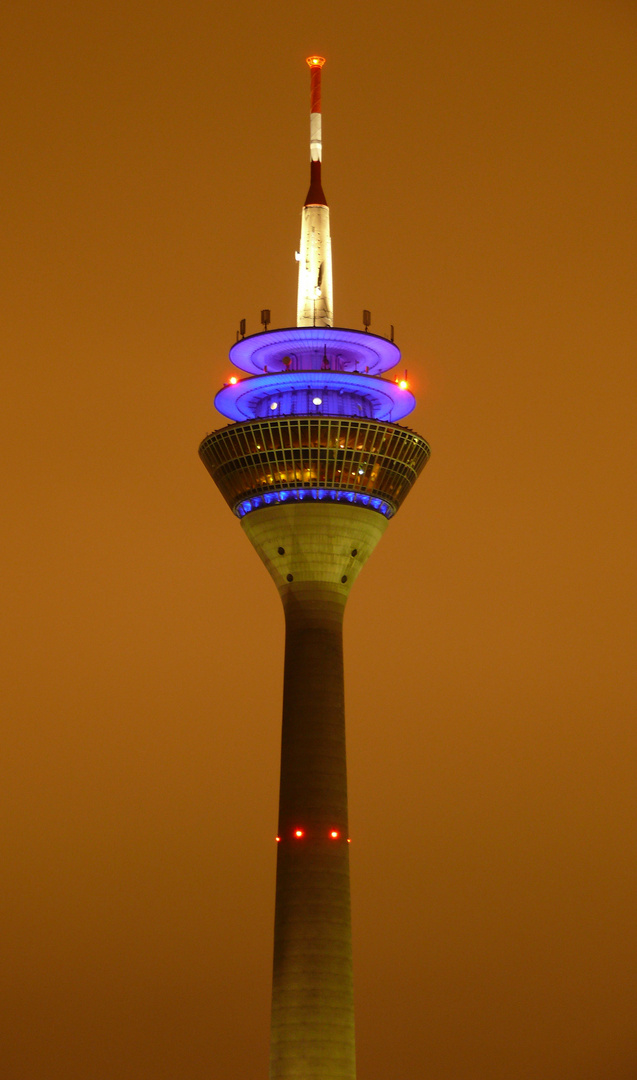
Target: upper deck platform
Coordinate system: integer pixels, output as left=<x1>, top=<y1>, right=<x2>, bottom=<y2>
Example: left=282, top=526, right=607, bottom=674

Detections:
left=229, top=326, right=401, bottom=376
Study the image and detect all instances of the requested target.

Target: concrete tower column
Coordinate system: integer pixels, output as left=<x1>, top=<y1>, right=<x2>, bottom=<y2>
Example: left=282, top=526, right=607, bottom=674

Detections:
left=242, top=503, right=387, bottom=1080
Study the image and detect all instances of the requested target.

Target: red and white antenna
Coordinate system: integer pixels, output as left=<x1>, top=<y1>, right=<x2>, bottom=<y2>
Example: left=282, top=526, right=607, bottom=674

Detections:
left=297, top=56, right=333, bottom=327
left=308, top=55, right=325, bottom=163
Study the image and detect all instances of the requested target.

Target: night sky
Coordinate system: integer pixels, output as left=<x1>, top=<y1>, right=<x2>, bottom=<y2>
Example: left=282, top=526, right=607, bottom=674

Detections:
left=3, top=2, right=637, bottom=1077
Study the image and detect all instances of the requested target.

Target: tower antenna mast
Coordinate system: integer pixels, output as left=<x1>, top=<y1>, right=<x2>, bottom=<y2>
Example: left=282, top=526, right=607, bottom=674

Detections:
left=297, top=56, right=333, bottom=328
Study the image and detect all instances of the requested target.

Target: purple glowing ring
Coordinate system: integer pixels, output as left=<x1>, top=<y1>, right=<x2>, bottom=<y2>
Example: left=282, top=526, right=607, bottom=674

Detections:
left=215, top=370, right=415, bottom=422
left=229, top=326, right=401, bottom=376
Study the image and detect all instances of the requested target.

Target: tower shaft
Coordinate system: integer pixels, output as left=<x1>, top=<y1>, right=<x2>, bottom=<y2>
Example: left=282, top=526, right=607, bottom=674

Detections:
left=274, top=602, right=353, bottom=1079
left=242, top=504, right=388, bottom=1079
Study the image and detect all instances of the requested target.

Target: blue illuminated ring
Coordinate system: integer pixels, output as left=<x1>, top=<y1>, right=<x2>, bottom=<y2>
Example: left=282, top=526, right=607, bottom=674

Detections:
left=215, top=370, right=415, bottom=422
left=235, top=488, right=395, bottom=519
left=229, top=326, right=401, bottom=376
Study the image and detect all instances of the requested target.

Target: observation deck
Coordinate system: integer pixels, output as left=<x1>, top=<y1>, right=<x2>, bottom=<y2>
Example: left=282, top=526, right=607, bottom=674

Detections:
left=200, top=325, right=430, bottom=519
left=199, top=416, right=430, bottom=519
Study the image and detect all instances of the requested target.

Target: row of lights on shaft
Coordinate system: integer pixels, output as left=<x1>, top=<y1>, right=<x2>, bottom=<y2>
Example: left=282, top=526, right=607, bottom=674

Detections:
left=275, top=829, right=350, bottom=841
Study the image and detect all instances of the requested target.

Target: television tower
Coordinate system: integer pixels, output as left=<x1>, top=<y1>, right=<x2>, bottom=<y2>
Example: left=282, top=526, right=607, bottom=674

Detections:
left=200, top=57, right=430, bottom=1080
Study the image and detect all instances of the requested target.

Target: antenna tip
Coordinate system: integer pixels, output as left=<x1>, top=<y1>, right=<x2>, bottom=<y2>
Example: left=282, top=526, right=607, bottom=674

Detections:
left=306, top=56, right=326, bottom=68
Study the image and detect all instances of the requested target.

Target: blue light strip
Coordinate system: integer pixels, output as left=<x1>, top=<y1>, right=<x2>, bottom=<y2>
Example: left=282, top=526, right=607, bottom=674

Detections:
left=235, top=488, right=395, bottom=519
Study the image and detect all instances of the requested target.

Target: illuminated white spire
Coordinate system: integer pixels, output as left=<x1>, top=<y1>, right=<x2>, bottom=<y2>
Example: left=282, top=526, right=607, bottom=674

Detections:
left=297, top=56, right=333, bottom=328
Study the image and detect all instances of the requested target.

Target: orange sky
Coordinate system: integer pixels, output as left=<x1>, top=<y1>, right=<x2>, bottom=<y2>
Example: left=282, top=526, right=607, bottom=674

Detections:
left=2, top=1, right=637, bottom=1077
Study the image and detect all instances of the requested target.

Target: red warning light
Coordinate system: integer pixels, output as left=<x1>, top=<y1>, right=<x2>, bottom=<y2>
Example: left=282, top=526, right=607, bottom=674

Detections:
left=229, top=376, right=238, bottom=385
left=275, top=836, right=281, bottom=842
left=329, top=830, right=339, bottom=839
left=294, top=828, right=304, bottom=838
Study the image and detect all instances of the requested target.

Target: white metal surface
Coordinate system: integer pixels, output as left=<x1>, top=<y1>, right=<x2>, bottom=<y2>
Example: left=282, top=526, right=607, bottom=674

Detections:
left=310, top=113, right=322, bottom=161
left=297, top=204, right=333, bottom=327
